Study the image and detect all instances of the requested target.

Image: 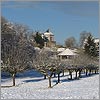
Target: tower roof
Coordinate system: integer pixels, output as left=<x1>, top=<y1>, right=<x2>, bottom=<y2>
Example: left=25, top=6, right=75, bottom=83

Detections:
left=44, top=29, right=53, bottom=35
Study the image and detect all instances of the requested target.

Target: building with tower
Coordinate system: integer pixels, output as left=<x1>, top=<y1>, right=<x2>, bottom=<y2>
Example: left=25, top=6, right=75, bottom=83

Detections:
left=42, top=29, right=56, bottom=47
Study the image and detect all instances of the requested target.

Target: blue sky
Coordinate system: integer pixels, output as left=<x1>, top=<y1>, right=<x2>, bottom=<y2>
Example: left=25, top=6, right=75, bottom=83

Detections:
left=1, top=1, right=99, bottom=45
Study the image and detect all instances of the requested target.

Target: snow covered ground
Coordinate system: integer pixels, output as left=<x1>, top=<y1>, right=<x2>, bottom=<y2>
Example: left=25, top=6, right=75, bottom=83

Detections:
left=1, top=70, right=99, bottom=99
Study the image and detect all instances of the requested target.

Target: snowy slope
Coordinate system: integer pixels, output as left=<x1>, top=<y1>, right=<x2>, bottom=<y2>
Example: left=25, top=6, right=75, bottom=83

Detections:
left=1, top=70, right=99, bottom=99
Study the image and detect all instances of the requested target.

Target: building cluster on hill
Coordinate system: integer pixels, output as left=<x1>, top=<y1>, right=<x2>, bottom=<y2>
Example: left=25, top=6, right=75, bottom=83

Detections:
left=35, top=29, right=99, bottom=60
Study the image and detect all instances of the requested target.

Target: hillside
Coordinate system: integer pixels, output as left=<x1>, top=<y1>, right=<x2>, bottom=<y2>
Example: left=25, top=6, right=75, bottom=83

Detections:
left=1, top=70, right=99, bottom=99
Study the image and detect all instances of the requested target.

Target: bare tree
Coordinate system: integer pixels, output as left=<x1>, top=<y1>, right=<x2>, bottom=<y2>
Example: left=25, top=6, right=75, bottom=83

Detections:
left=71, top=49, right=99, bottom=77
left=2, top=35, right=35, bottom=86
left=1, top=22, right=35, bottom=86
left=65, top=37, right=77, bottom=48
left=33, top=49, right=63, bottom=88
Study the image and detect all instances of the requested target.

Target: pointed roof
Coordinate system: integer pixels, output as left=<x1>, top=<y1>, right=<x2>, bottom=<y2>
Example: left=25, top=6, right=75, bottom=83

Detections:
left=46, top=29, right=50, bottom=33
left=58, top=48, right=77, bottom=56
left=44, top=29, right=53, bottom=35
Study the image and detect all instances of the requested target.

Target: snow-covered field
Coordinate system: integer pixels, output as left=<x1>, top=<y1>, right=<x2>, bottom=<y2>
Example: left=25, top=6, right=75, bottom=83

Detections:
left=1, top=70, right=99, bottom=99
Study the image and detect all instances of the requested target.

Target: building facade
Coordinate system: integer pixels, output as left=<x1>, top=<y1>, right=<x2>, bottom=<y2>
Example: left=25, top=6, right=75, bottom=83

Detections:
left=42, top=29, right=56, bottom=47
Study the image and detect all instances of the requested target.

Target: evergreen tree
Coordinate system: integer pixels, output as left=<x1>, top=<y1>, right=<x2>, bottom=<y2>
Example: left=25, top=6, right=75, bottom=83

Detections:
left=84, top=34, right=98, bottom=57
left=34, top=32, right=44, bottom=48
left=79, top=31, right=91, bottom=47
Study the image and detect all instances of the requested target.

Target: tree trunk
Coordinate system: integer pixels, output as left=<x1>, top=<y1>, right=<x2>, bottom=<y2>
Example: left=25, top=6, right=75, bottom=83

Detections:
left=89, top=69, right=91, bottom=76
left=69, top=71, right=72, bottom=80
left=48, top=77, right=52, bottom=88
left=62, top=70, right=64, bottom=76
left=70, top=73, right=72, bottom=79
left=44, top=75, right=46, bottom=79
left=53, top=73, right=56, bottom=77
left=95, top=70, right=97, bottom=74
left=75, top=71, right=78, bottom=79
left=79, top=70, right=81, bottom=78
left=12, top=73, right=15, bottom=86
left=86, top=69, right=88, bottom=76
left=57, top=73, right=60, bottom=83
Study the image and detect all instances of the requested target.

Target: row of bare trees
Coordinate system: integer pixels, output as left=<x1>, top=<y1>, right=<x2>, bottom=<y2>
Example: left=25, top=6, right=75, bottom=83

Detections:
left=30, top=48, right=99, bottom=88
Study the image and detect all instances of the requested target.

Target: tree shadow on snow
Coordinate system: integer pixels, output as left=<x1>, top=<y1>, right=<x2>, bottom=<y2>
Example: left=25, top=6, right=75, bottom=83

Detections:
left=16, top=69, right=43, bottom=78
left=52, top=78, right=80, bottom=84
left=61, top=78, right=80, bottom=83
left=1, top=85, right=13, bottom=88
left=60, top=73, right=99, bottom=83
left=1, top=70, right=43, bottom=80
left=23, top=78, right=44, bottom=83
left=80, top=73, right=99, bottom=79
